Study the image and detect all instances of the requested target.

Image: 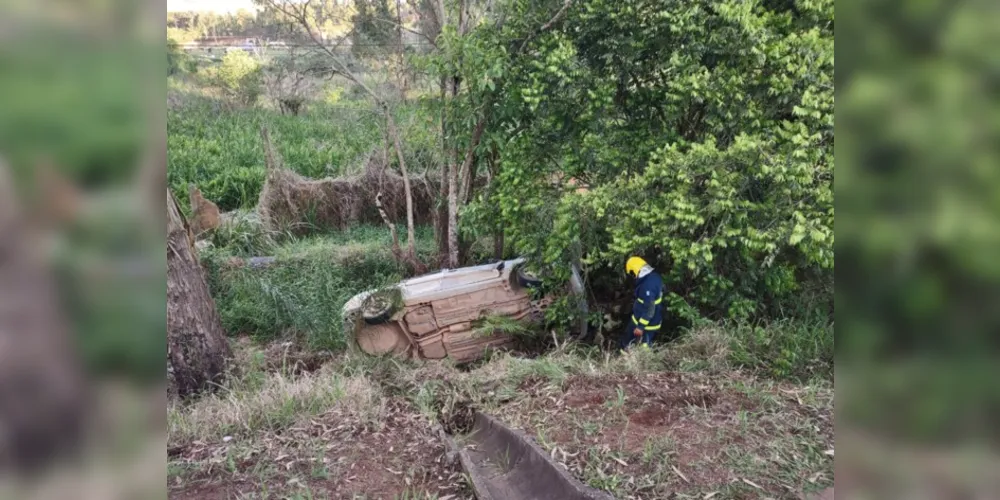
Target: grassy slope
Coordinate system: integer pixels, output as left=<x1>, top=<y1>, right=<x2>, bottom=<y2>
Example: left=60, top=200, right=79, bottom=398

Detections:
left=168, top=332, right=833, bottom=500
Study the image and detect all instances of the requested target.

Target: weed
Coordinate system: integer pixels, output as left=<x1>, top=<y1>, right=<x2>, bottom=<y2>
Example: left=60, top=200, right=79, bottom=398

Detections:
left=605, top=386, right=626, bottom=409
left=208, top=210, right=290, bottom=257
left=472, top=314, right=535, bottom=340
left=580, top=420, right=600, bottom=437
left=641, top=435, right=676, bottom=466
left=494, top=445, right=513, bottom=473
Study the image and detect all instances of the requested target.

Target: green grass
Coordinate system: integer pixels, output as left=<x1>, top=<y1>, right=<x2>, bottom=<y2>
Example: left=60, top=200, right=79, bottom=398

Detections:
left=168, top=75, right=442, bottom=213
left=724, top=318, right=834, bottom=382
left=202, top=224, right=436, bottom=350
left=168, top=97, right=381, bottom=211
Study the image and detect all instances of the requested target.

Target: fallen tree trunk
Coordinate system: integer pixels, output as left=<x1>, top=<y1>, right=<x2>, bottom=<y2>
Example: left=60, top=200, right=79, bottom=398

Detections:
left=167, top=188, right=230, bottom=398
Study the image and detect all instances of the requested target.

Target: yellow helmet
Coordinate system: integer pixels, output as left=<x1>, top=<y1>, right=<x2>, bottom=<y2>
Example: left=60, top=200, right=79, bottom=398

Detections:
left=625, top=256, right=647, bottom=277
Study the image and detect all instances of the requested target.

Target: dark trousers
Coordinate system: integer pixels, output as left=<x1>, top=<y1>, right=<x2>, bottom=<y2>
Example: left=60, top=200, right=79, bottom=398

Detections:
left=619, top=321, right=656, bottom=349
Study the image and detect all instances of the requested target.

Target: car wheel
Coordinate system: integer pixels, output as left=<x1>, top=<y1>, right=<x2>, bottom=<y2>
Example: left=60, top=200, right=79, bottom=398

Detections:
left=362, top=291, right=398, bottom=324
left=355, top=323, right=409, bottom=356
left=516, top=266, right=543, bottom=289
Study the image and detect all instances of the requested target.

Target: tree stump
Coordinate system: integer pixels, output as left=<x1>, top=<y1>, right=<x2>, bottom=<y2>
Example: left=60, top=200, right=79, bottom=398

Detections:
left=167, top=189, right=230, bottom=398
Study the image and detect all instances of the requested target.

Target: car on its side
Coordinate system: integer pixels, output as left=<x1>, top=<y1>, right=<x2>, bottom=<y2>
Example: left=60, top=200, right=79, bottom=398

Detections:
left=341, top=258, right=551, bottom=362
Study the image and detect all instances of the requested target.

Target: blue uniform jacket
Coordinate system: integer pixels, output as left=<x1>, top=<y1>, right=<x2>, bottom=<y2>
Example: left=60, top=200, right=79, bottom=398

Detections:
left=631, top=271, right=664, bottom=332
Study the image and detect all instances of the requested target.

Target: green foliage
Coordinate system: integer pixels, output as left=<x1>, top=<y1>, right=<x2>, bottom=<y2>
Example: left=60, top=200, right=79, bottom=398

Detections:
left=351, top=0, right=400, bottom=58
left=836, top=0, right=1000, bottom=359
left=473, top=314, right=535, bottom=340
left=168, top=84, right=440, bottom=212
left=455, top=0, right=834, bottom=326
left=208, top=50, right=265, bottom=106
left=168, top=38, right=186, bottom=76
left=0, top=37, right=145, bottom=185
left=52, top=190, right=165, bottom=381
left=208, top=210, right=289, bottom=257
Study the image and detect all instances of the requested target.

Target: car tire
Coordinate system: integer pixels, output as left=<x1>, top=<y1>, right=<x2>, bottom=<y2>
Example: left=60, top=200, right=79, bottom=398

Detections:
left=362, top=292, right=398, bottom=324
left=516, top=266, right=543, bottom=289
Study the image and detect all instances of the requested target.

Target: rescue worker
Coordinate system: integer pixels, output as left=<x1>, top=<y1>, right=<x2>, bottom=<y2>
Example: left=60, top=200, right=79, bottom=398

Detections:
left=620, top=256, right=664, bottom=350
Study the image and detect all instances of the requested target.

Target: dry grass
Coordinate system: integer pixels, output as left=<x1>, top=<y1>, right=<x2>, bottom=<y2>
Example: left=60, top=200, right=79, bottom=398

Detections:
left=168, top=335, right=832, bottom=500
left=168, top=355, right=385, bottom=445
left=664, top=323, right=732, bottom=373
left=257, top=128, right=436, bottom=235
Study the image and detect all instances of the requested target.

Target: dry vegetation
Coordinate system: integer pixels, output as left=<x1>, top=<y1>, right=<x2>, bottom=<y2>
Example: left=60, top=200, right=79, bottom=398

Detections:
left=168, top=329, right=833, bottom=499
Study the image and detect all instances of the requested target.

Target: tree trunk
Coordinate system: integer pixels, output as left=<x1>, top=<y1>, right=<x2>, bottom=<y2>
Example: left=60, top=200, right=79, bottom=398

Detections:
left=447, top=146, right=459, bottom=268
left=385, top=113, right=418, bottom=260
left=458, top=115, right=487, bottom=205
left=494, top=221, right=504, bottom=261
left=435, top=76, right=449, bottom=265
left=446, top=77, right=461, bottom=268
left=167, top=188, right=230, bottom=398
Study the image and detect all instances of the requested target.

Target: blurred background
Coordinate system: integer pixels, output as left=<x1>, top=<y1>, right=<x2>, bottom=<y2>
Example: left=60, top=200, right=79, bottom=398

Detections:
left=0, top=0, right=997, bottom=496
left=0, top=0, right=166, bottom=498
left=836, top=0, right=1000, bottom=496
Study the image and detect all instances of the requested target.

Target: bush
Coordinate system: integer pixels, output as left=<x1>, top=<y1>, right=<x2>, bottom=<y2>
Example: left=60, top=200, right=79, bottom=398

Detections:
left=168, top=38, right=185, bottom=76
left=208, top=210, right=288, bottom=257
left=209, top=50, right=264, bottom=107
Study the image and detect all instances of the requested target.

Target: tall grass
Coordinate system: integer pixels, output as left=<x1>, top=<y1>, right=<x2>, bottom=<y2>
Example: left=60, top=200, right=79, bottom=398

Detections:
left=689, top=318, right=834, bottom=382
left=167, top=78, right=442, bottom=213
left=202, top=225, right=436, bottom=350
left=168, top=100, right=381, bottom=211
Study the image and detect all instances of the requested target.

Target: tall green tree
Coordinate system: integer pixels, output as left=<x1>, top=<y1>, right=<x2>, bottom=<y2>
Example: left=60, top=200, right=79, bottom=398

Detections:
left=455, top=0, right=833, bottom=324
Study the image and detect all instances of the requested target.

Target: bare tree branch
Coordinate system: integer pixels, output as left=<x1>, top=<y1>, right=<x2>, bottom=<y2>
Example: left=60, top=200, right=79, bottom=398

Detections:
left=260, top=0, right=380, bottom=103
left=368, top=15, right=438, bottom=47
left=516, top=0, right=573, bottom=54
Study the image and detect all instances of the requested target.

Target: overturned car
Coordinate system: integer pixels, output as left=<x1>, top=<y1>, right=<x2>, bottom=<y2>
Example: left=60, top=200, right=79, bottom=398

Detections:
left=341, top=258, right=555, bottom=362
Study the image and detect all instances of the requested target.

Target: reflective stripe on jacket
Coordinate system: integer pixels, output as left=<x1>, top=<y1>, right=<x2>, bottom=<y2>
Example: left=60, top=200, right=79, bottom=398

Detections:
left=631, top=270, right=664, bottom=332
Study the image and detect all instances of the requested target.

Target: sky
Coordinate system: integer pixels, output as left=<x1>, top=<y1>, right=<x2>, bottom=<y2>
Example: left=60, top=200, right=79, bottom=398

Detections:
left=166, top=0, right=260, bottom=13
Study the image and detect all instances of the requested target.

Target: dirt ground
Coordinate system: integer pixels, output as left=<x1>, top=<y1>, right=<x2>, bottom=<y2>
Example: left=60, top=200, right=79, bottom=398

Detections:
left=169, top=341, right=833, bottom=500
left=169, top=397, right=470, bottom=499
left=494, top=371, right=834, bottom=499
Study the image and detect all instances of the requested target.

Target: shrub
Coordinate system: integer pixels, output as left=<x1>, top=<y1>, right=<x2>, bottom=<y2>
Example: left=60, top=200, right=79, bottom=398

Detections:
left=210, top=50, right=264, bottom=107
left=209, top=210, right=288, bottom=257
left=168, top=38, right=185, bottom=76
